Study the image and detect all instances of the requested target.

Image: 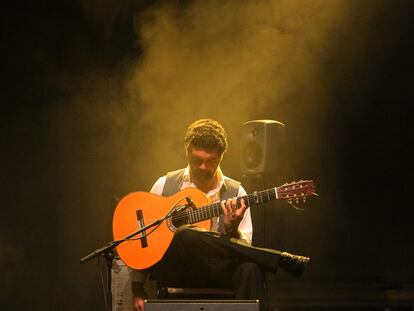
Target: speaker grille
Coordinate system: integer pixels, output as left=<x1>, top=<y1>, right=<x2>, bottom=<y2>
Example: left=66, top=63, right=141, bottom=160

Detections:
left=242, top=141, right=263, bottom=169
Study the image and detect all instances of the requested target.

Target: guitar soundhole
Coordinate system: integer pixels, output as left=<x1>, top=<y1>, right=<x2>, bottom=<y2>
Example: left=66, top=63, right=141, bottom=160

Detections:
left=171, top=210, right=190, bottom=229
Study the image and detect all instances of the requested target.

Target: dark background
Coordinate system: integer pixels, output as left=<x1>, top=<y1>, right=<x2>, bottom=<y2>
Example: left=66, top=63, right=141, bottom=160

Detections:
left=1, top=0, right=413, bottom=310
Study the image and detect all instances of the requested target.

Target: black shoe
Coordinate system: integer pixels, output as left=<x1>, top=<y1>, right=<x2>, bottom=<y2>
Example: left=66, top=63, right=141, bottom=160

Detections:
left=279, top=252, right=310, bottom=278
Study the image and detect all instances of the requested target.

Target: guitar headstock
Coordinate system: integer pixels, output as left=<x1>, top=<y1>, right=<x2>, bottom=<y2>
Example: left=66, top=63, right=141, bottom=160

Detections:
left=276, top=180, right=317, bottom=204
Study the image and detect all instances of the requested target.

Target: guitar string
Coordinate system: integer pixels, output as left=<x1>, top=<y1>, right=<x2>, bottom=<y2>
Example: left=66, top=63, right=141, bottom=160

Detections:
left=178, top=183, right=313, bottom=222
left=172, top=185, right=312, bottom=223
left=168, top=183, right=313, bottom=222
left=168, top=188, right=280, bottom=222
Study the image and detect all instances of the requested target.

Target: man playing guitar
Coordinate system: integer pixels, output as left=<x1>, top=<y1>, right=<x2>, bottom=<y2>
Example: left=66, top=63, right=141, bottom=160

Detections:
left=127, top=119, right=310, bottom=311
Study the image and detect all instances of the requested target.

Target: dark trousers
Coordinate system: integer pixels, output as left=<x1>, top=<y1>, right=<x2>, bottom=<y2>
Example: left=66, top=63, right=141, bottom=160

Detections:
left=150, top=227, right=281, bottom=303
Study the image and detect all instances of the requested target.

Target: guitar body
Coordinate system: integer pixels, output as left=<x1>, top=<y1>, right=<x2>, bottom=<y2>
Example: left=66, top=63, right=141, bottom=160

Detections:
left=113, top=187, right=210, bottom=270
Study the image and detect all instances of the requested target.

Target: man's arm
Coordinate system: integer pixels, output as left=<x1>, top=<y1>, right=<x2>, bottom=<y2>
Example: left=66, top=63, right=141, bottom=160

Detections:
left=150, top=176, right=167, bottom=195
left=236, top=186, right=253, bottom=245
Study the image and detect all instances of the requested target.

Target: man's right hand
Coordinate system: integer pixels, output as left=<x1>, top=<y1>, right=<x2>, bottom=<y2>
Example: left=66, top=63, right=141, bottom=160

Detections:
left=131, top=280, right=148, bottom=311
left=133, top=296, right=145, bottom=311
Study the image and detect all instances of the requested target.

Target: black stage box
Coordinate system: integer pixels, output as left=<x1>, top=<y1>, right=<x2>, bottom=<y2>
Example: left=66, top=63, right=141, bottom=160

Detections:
left=145, top=299, right=260, bottom=311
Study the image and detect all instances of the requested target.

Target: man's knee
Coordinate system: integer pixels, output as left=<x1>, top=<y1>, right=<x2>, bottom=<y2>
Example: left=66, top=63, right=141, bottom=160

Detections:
left=174, top=226, right=200, bottom=245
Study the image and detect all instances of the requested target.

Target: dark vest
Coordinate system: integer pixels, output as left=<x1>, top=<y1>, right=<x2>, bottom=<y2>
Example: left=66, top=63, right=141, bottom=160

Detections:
left=161, top=169, right=240, bottom=199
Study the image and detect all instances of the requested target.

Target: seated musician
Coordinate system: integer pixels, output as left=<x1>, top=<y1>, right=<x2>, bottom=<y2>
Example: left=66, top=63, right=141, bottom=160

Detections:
left=130, top=118, right=309, bottom=311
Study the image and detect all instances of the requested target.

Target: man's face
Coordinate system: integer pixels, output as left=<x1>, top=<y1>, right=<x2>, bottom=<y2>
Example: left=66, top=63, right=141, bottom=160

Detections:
left=187, top=147, right=222, bottom=183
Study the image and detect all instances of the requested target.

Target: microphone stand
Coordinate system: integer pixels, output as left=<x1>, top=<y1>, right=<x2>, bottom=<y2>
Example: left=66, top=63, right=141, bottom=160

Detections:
left=79, top=216, right=169, bottom=311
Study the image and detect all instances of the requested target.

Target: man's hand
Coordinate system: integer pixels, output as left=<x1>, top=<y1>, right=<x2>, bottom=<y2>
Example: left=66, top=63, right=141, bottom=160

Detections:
left=131, top=280, right=147, bottom=311
left=220, top=197, right=246, bottom=226
left=133, top=296, right=145, bottom=311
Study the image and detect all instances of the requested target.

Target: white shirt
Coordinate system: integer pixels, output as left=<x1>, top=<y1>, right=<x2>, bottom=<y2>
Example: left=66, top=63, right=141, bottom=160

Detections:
left=151, top=166, right=253, bottom=245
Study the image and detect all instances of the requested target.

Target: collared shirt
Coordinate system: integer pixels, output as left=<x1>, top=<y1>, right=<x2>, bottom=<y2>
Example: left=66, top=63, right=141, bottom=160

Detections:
left=151, top=166, right=253, bottom=245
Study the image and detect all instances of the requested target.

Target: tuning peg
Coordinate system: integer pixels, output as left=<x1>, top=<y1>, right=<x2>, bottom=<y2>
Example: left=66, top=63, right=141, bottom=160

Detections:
left=287, top=200, right=304, bottom=213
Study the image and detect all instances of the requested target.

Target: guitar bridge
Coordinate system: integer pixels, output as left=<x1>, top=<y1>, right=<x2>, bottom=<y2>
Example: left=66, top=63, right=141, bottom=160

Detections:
left=136, top=209, right=148, bottom=248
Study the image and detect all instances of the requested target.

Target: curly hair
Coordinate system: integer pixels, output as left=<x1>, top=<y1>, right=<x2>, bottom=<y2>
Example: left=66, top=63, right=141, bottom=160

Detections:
left=184, top=119, right=228, bottom=154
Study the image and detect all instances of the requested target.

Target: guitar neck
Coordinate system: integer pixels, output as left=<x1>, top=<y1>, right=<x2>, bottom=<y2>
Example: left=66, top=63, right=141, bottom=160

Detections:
left=187, top=188, right=277, bottom=224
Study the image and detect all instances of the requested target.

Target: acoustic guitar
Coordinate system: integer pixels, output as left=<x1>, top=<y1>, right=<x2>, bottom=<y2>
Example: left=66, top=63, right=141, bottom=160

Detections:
left=112, top=180, right=316, bottom=270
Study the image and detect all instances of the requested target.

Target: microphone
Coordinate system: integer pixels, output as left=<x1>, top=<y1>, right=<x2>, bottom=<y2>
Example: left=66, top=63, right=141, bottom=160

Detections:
left=173, top=197, right=195, bottom=213
left=186, top=197, right=195, bottom=208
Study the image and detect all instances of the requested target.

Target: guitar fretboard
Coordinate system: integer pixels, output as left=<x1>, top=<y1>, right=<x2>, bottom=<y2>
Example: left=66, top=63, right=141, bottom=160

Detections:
left=187, top=188, right=278, bottom=224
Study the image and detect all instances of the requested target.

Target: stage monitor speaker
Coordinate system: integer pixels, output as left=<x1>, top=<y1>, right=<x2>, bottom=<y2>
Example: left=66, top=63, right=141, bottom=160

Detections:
left=240, top=120, right=286, bottom=176
left=145, top=300, right=259, bottom=311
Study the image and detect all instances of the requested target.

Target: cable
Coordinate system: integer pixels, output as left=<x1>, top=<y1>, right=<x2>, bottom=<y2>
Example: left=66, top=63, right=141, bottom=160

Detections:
left=98, top=255, right=108, bottom=311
